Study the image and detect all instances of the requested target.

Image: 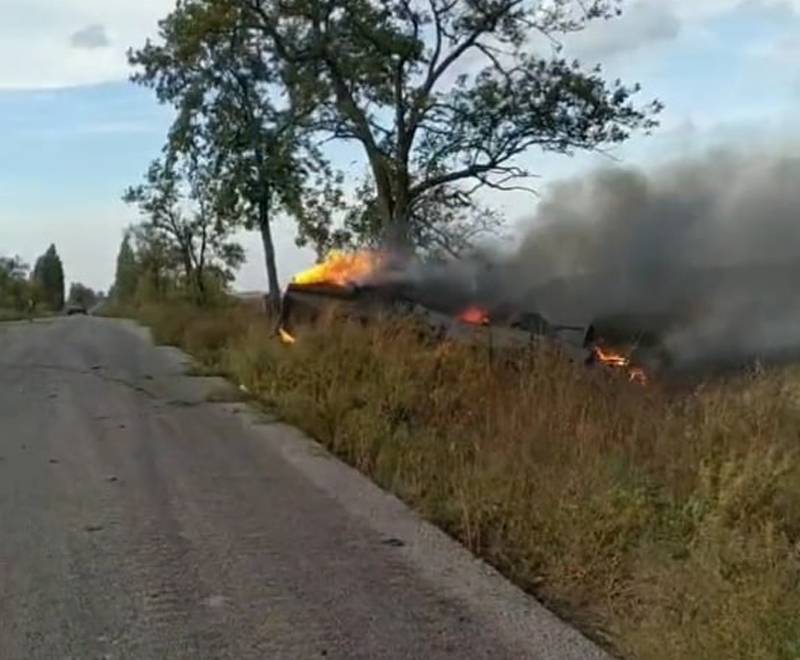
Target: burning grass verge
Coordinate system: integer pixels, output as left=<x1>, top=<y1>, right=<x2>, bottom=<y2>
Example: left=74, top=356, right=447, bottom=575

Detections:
left=133, top=301, right=800, bottom=660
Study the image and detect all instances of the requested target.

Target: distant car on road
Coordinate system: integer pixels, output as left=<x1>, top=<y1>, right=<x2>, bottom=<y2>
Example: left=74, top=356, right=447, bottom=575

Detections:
left=66, top=304, right=87, bottom=316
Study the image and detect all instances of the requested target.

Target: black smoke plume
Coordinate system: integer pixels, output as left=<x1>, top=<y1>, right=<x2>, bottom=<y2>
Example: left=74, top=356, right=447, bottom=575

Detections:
left=402, top=147, right=800, bottom=370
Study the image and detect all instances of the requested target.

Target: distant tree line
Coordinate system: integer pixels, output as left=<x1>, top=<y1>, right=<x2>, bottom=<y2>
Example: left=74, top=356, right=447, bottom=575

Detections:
left=125, top=0, right=661, bottom=306
left=0, top=245, right=101, bottom=315
left=0, top=244, right=67, bottom=313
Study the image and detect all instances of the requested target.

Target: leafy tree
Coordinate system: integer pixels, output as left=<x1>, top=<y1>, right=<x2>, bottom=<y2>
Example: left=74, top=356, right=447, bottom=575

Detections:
left=113, top=233, right=139, bottom=302
left=123, top=153, right=245, bottom=302
left=0, top=256, right=33, bottom=311
left=0, top=256, right=27, bottom=281
left=129, top=5, right=341, bottom=306
left=138, top=0, right=660, bottom=254
left=129, top=222, right=179, bottom=301
left=316, top=177, right=505, bottom=259
left=32, top=245, right=65, bottom=310
left=68, top=283, right=98, bottom=309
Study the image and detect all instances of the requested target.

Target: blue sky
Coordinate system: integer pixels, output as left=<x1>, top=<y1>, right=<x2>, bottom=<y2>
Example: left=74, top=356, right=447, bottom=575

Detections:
left=1, top=0, right=799, bottom=292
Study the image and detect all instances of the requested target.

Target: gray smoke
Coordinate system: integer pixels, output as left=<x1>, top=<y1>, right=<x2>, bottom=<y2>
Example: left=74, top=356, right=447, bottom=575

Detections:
left=405, top=147, right=800, bottom=370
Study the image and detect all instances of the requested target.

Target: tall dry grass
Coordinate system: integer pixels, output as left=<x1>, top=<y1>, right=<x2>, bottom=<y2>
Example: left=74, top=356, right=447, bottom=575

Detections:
left=136, top=303, right=800, bottom=659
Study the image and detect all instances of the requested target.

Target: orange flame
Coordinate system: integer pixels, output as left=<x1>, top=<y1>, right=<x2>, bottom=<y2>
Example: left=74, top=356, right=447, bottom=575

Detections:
left=293, top=250, right=384, bottom=287
left=593, top=345, right=631, bottom=368
left=593, top=344, right=648, bottom=385
left=629, top=367, right=648, bottom=385
left=458, top=306, right=490, bottom=326
left=279, top=328, right=296, bottom=345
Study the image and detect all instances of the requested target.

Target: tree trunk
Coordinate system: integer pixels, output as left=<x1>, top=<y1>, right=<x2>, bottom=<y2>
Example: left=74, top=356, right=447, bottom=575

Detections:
left=182, top=254, right=194, bottom=291
left=372, top=160, right=414, bottom=257
left=258, top=199, right=282, bottom=315
left=384, top=214, right=413, bottom=256
left=194, top=226, right=208, bottom=305
left=384, top=186, right=414, bottom=259
left=194, top=265, right=206, bottom=304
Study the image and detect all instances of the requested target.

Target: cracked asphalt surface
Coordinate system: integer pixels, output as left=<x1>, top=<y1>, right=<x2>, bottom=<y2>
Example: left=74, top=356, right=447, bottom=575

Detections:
left=0, top=317, right=606, bottom=660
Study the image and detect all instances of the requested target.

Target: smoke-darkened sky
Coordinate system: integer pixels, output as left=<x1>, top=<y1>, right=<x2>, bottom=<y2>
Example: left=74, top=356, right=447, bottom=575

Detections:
left=455, top=147, right=800, bottom=368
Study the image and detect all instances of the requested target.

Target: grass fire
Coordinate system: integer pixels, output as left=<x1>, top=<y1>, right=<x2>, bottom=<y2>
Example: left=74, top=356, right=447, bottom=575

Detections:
left=281, top=250, right=656, bottom=387
left=592, top=344, right=649, bottom=384
left=278, top=327, right=296, bottom=345
left=458, top=305, right=490, bottom=326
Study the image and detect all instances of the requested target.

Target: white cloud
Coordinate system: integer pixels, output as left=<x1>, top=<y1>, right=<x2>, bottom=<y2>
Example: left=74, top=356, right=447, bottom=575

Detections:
left=562, top=0, right=800, bottom=60
left=669, top=0, right=800, bottom=21
left=564, top=2, right=682, bottom=59
left=70, top=23, right=111, bottom=50
left=0, top=1, right=172, bottom=89
left=3, top=0, right=799, bottom=89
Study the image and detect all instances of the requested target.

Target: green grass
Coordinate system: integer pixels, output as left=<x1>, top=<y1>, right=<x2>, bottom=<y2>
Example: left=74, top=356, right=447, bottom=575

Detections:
left=128, top=300, right=800, bottom=660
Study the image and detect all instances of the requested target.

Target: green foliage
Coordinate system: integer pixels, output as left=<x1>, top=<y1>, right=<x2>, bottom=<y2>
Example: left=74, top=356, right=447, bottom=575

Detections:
left=130, top=0, right=660, bottom=261
left=245, top=0, right=660, bottom=247
left=123, top=153, right=245, bottom=303
left=0, top=255, right=35, bottom=312
left=129, top=2, right=341, bottom=296
left=316, top=177, right=507, bottom=258
left=113, top=233, right=139, bottom=303
left=32, top=244, right=65, bottom=310
left=67, top=282, right=98, bottom=309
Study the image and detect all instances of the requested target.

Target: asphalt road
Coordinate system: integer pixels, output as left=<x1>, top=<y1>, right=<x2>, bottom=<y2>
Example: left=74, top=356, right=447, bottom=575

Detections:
left=0, top=317, right=606, bottom=660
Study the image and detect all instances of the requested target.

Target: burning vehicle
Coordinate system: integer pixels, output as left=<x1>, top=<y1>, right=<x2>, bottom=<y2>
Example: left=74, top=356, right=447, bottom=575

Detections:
left=278, top=251, right=653, bottom=383
left=257, top=149, right=800, bottom=386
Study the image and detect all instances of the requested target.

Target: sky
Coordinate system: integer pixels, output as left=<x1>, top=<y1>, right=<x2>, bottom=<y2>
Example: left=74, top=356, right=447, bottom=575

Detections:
left=1, top=0, right=799, bottom=292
